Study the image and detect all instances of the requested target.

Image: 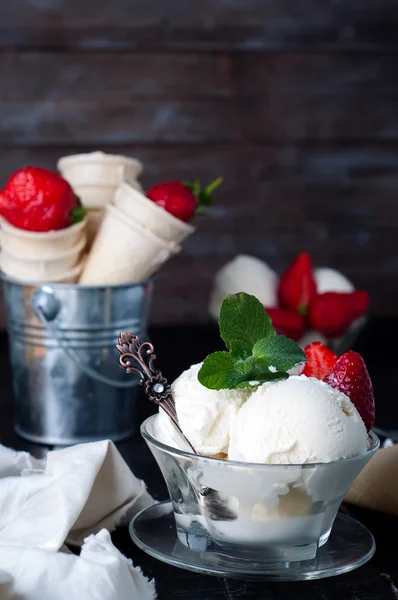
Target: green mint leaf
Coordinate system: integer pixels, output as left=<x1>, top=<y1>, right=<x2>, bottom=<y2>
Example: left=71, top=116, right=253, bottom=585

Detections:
left=263, top=371, right=290, bottom=382
left=219, top=293, right=274, bottom=351
left=198, top=352, right=248, bottom=390
left=234, top=356, right=255, bottom=375
left=229, top=340, right=251, bottom=359
left=198, top=350, right=290, bottom=391
left=236, top=372, right=289, bottom=389
left=253, top=335, right=307, bottom=372
left=235, top=380, right=264, bottom=389
left=198, top=292, right=307, bottom=391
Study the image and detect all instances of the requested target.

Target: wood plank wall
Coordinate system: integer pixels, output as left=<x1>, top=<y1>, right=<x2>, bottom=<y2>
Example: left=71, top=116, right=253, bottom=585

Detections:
left=0, top=0, right=397, bottom=323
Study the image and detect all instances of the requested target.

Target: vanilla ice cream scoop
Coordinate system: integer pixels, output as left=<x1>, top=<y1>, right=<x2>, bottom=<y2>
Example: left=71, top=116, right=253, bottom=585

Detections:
left=209, top=255, right=278, bottom=320
left=229, top=375, right=367, bottom=464
left=314, top=267, right=355, bottom=294
left=169, top=362, right=251, bottom=456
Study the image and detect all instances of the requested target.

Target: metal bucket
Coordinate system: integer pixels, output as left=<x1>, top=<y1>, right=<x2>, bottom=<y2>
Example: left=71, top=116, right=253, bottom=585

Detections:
left=2, top=275, right=153, bottom=445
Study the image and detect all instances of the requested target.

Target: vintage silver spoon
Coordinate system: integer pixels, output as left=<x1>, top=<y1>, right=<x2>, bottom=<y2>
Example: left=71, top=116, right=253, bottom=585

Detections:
left=116, top=333, right=237, bottom=520
left=116, top=333, right=199, bottom=455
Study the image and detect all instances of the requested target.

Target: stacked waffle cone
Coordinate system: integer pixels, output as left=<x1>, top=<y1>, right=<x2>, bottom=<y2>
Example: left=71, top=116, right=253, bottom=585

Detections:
left=0, top=218, right=87, bottom=283
left=0, top=165, right=88, bottom=283
left=0, top=152, right=205, bottom=287
left=79, top=181, right=194, bottom=285
left=57, top=152, right=143, bottom=248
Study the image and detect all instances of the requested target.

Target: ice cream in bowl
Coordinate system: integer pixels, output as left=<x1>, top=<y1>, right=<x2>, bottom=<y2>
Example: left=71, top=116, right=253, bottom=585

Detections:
left=117, top=293, right=378, bottom=565
left=209, top=253, right=370, bottom=355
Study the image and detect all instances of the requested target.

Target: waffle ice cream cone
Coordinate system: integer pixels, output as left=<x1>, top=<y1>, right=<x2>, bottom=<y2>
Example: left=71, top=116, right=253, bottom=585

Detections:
left=114, top=182, right=195, bottom=244
left=85, top=208, right=105, bottom=247
left=0, top=235, right=86, bottom=282
left=79, top=204, right=181, bottom=285
left=48, top=261, right=84, bottom=283
left=2, top=259, right=84, bottom=284
left=0, top=217, right=87, bottom=257
left=70, top=180, right=143, bottom=210
left=57, top=151, right=143, bottom=188
left=78, top=181, right=143, bottom=247
left=58, top=152, right=144, bottom=247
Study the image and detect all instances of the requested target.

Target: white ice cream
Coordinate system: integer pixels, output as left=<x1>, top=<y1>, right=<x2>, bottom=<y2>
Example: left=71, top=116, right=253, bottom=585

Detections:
left=209, top=255, right=278, bottom=320
left=314, top=267, right=355, bottom=294
left=149, top=370, right=372, bottom=557
left=163, top=363, right=250, bottom=456
left=229, top=375, right=367, bottom=464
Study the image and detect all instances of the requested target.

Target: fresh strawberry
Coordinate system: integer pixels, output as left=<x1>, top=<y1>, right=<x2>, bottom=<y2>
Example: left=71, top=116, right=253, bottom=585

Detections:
left=146, top=177, right=223, bottom=223
left=308, top=291, right=369, bottom=338
left=265, top=307, right=305, bottom=341
left=0, top=167, right=84, bottom=232
left=278, top=253, right=317, bottom=315
left=323, top=350, right=375, bottom=431
left=302, top=341, right=338, bottom=379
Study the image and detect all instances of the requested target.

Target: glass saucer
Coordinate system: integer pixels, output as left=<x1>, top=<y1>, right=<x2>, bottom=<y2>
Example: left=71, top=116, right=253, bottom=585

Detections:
left=130, top=501, right=375, bottom=581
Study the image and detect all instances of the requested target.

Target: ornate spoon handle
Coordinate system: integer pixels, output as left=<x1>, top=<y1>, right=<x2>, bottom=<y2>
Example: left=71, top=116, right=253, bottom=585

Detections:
left=116, top=333, right=199, bottom=455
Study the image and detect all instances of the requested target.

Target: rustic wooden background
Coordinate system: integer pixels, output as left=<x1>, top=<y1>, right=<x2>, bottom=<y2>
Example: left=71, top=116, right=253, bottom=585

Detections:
left=1, top=0, right=397, bottom=323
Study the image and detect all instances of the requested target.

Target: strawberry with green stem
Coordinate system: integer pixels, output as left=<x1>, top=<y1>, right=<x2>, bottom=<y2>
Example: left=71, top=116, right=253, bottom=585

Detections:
left=146, top=177, right=223, bottom=223
left=0, top=166, right=85, bottom=232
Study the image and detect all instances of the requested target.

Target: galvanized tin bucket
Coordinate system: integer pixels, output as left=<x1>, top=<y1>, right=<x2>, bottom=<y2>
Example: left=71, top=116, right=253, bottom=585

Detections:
left=2, top=275, right=153, bottom=445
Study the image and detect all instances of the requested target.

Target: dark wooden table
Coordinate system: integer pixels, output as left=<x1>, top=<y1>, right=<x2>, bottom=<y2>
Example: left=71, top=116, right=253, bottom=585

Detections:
left=1, top=322, right=398, bottom=600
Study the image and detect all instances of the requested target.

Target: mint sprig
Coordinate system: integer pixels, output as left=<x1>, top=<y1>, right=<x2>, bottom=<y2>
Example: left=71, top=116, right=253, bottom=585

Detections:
left=220, top=293, right=274, bottom=354
left=252, top=336, right=307, bottom=372
left=198, top=293, right=307, bottom=390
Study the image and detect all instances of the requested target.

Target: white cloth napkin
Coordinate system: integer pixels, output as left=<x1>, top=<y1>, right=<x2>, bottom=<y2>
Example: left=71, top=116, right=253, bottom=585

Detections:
left=0, top=440, right=157, bottom=600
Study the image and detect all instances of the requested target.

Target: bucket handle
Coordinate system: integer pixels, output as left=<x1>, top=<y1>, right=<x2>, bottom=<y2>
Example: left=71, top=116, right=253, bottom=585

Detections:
left=31, top=287, right=138, bottom=389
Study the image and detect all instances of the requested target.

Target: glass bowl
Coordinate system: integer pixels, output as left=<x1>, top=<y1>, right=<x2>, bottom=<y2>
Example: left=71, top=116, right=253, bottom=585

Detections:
left=141, top=415, right=379, bottom=564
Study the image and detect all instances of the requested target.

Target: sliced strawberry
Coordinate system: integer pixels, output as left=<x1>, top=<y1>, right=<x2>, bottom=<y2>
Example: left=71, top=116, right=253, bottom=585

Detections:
left=302, top=341, right=338, bottom=379
left=323, top=350, right=375, bottom=431
left=265, top=307, right=305, bottom=341
left=308, top=291, right=369, bottom=338
left=278, top=253, right=317, bottom=315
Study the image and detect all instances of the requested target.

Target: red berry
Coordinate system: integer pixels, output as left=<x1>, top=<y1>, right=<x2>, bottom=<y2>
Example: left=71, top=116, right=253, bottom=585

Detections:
left=265, top=307, right=305, bottom=341
left=308, top=291, right=369, bottom=338
left=0, top=167, right=81, bottom=232
left=302, top=341, right=338, bottom=379
left=278, top=253, right=317, bottom=315
left=146, top=181, right=197, bottom=222
left=323, top=350, right=375, bottom=431
left=146, top=177, right=223, bottom=223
